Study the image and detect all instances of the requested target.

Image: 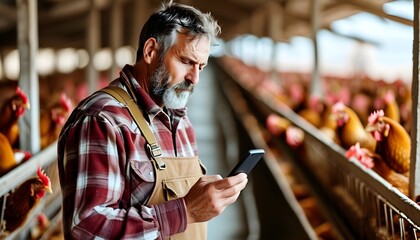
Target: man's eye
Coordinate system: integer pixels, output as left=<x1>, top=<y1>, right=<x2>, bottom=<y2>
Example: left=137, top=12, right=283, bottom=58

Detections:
left=199, top=65, right=206, bottom=71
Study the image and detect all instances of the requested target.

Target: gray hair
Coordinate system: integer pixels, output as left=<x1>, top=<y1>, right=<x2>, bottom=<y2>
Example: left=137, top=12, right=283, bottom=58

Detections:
left=136, top=2, right=221, bottom=62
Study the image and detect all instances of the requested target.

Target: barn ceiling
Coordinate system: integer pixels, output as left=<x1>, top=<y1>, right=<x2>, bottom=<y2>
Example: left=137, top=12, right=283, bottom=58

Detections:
left=0, top=0, right=412, bottom=51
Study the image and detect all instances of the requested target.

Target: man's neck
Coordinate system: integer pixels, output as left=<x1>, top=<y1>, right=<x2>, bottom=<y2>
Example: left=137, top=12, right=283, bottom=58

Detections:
left=133, top=61, right=151, bottom=95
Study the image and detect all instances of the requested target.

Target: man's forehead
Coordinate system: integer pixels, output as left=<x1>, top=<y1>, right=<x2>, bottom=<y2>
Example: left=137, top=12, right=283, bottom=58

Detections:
left=174, top=34, right=210, bottom=60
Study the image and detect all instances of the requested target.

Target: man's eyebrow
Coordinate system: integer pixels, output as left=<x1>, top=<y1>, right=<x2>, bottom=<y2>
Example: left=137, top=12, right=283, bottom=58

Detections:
left=181, top=55, right=207, bottom=66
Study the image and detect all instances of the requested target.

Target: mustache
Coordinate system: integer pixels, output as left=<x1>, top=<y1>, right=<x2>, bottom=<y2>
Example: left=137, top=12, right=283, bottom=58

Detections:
left=174, top=81, right=194, bottom=93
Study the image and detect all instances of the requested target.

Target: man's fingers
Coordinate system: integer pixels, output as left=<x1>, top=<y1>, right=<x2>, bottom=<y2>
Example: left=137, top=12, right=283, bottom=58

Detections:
left=219, top=177, right=248, bottom=198
left=214, top=173, right=247, bottom=190
left=199, top=174, right=223, bottom=183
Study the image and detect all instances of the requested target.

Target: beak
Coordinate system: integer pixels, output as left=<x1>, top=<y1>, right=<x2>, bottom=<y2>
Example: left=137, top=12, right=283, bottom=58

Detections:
left=365, top=124, right=374, bottom=132
left=24, top=102, right=31, bottom=110
left=45, top=186, right=53, bottom=194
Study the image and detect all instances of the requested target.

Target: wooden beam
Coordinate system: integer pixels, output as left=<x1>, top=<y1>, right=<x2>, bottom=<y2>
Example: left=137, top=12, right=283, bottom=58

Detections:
left=0, top=2, right=16, bottom=21
left=38, top=0, right=90, bottom=21
left=410, top=0, right=420, bottom=199
left=335, top=0, right=413, bottom=26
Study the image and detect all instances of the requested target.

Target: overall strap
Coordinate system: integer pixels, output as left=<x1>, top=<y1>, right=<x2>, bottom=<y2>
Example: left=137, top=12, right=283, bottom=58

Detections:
left=100, top=86, right=166, bottom=170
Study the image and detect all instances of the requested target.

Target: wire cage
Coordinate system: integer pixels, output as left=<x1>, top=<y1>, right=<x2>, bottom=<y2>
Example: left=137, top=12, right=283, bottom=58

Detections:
left=217, top=57, right=420, bottom=240
left=300, top=126, right=420, bottom=240
left=0, top=143, right=62, bottom=240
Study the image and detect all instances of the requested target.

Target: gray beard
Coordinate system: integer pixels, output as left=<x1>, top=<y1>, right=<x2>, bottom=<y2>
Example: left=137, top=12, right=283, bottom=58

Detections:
left=151, top=64, right=194, bottom=109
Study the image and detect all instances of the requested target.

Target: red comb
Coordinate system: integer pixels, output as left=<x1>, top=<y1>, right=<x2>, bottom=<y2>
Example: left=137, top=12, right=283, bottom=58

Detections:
left=36, top=166, right=51, bottom=187
left=60, top=93, right=73, bottom=112
left=332, top=101, right=345, bottom=114
left=368, top=110, right=384, bottom=125
left=383, top=90, right=395, bottom=103
left=16, top=87, right=29, bottom=104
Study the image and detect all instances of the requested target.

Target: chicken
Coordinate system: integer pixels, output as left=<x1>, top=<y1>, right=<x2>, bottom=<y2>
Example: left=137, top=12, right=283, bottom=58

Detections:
left=346, top=143, right=409, bottom=196
left=266, top=113, right=305, bottom=148
left=0, top=132, right=18, bottom=176
left=30, top=213, right=50, bottom=240
left=331, top=102, right=376, bottom=152
left=297, top=95, right=338, bottom=142
left=266, top=113, right=291, bottom=136
left=382, top=90, right=400, bottom=123
left=0, top=132, right=32, bottom=177
left=0, top=80, right=30, bottom=148
left=2, top=166, right=53, bottom=234
left=297, top=96, right=324, bottom=128
left=285, top=126, right=305, bottom=148
left=365, top=110, right=410, bottom=174
left=350, top=92, right=372, bottom=126
left=39, top=92, right=73, bottom=149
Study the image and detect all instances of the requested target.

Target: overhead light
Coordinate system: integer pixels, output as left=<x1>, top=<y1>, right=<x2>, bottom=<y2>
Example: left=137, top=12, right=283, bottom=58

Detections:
left=93, top=48, right=112, bottom=71
left=77, top=49, right=89, bottom=69
left=210, top=38, right=225, bottom=57
left=383, top=1, right=413, bottom=21
left=56, top=48, right=78, bottom=73
left=37, top=48, right=55, bottom=76
left=115, top=46, right=135, bottom=68
left=4, top=49, right=19, bottom=80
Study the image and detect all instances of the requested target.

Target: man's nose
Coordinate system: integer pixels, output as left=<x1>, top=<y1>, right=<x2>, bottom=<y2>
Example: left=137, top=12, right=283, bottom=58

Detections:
left=186, top=65, right=200, bottom=84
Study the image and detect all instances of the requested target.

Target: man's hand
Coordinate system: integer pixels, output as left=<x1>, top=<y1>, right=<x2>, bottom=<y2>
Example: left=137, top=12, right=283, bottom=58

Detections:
left=183, top=173, right=248, bottom=223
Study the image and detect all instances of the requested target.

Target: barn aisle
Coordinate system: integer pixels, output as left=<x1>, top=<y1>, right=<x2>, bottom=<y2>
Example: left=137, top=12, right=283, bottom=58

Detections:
left=187, top=62, right=259, bottom=240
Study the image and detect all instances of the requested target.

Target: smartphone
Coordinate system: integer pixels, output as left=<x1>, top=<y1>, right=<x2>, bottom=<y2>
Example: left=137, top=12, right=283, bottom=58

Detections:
left=227, top=149, right=265, bottom=177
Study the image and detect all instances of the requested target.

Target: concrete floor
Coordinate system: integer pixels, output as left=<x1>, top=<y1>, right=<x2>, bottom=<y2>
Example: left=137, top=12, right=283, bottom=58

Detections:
left=187, top=63, right=259, bottom=240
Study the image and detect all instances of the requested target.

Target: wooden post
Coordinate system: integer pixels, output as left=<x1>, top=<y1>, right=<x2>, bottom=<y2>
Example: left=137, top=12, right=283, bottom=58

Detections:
left=86, top=0, right=100, bottom=95
left=130, top=0, right=148, bottom=51
left=17, top=0, right=40, bottom=153
left=268, top=1, right=284, bottom=42
left=310, top=0, right=322, bottom=100
left=250, top=9, right=265, bottom=38
left=110, top=0, right=123, bottom=79
left=410, top=0, right=420, bottom=198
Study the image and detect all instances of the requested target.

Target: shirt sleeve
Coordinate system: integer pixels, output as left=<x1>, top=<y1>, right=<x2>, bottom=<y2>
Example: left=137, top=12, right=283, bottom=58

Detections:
left=62, top=114, right=187, bottom=239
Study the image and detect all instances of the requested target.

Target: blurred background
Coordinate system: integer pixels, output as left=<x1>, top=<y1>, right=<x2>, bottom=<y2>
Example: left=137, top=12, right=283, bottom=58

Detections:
left=0, top=0, right=418, bottom=239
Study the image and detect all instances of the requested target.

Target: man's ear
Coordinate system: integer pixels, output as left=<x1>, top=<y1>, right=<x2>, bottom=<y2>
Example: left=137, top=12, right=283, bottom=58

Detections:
left=143, top=38, right=159, bottom=64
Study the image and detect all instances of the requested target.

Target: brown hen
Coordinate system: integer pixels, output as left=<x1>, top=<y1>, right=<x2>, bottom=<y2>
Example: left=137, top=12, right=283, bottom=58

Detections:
left=365, top=110, right=410, bottom=174
left=331, top=102, right=376, bottom=152
left=0, top=132, right=18, bottom=176
left=39, top=92, right=73, bottom=149
left=2, top=166, right=52, bottom=234
left=0, top=80, right=30, bottom=148
left=346, top=143, right=409, bottom=196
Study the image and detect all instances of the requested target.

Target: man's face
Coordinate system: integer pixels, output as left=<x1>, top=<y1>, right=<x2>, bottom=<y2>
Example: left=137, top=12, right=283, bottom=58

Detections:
left=150, top=34, right=210, bottom=109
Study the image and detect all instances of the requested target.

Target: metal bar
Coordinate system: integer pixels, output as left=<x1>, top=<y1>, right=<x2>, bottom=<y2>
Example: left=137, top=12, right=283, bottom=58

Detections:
left=17, top=0, right=40, bottom=153
left=0, top=142, right=57, bottom=197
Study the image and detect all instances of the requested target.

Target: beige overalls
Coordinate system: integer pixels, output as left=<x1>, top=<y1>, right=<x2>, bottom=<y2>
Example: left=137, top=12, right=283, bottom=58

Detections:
left=101, top=86, right=207, bottom=240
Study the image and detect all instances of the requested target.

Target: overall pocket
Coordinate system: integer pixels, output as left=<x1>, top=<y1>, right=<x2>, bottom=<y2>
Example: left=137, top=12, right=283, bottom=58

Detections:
left=162, top=176, right=201, bottom=201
